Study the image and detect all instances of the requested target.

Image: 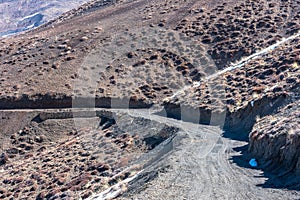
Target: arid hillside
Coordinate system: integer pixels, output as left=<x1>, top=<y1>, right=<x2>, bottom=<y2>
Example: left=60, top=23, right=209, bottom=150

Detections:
left=0, top=0, right=299, bottom=199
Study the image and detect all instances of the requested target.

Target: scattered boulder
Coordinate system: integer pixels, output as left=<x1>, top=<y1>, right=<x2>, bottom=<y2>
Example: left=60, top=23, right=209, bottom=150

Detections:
left=80, top=36, right=89, bottom=41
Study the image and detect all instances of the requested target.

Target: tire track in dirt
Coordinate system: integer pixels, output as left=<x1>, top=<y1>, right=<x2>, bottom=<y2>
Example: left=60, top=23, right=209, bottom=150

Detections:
left=1, top=108, right=299, bottom=199
left=115, top=109, right=300, bottom=200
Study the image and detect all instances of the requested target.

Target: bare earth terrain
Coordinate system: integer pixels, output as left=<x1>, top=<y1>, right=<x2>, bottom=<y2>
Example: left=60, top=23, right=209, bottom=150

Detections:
left=0, top=0, right=299, bottom=199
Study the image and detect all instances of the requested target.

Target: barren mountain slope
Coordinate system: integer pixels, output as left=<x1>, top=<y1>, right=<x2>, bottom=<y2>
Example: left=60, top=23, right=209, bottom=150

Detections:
left=0, top=0, right=299, bottom=108
left=0, top=0, right=300, bottom=199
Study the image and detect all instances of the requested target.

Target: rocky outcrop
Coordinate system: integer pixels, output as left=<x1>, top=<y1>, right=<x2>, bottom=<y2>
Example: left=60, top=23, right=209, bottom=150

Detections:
left=249, top=100, right=300, bottom=177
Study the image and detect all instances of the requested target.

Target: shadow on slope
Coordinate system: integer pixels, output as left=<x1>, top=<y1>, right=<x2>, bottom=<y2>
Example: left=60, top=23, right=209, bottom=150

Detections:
left=231, top=144, right=300, bottom=191
left=158, top=93, right=299, bottom=191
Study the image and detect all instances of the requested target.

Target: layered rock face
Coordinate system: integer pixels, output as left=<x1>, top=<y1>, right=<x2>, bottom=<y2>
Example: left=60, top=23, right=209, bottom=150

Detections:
left=249, top=100, right=300, bottom=177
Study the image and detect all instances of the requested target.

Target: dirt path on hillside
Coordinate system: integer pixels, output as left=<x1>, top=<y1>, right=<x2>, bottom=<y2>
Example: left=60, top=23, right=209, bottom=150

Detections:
left=1, top=0, right=299, bottom=198
left=82, top=108, right=300, bottom=200
left=1, top=108, right=299, bottom=199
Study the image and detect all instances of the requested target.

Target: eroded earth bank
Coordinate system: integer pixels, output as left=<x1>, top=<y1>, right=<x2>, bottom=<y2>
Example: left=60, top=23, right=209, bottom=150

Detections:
left=0, top=0, right=300, bottom=199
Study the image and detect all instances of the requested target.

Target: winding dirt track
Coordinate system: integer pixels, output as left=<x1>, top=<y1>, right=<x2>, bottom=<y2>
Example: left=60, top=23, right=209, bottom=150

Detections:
left=1, top=0, right=300, bottom=199
left=0, top=107, right=299, bottom=199
left=113, top=109, right=300, bottom=200
left=36, top=108, right=292, bottom=200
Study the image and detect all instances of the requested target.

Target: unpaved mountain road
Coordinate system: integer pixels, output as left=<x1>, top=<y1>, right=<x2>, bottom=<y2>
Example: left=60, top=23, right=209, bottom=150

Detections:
left=1, top=0, right=300, bottom=199
left=114, top=109, right=300, bottom=200
left=18, top=107, right=296, bottom=200
left=1, top=108, right=299, bottom=199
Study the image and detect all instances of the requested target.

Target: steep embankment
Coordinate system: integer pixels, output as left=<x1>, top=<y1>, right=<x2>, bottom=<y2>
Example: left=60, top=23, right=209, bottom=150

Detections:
left=0, top=0, right=300, bottom=198
left=249, top=99, right=300, bottom=189
left=0, top=109, right=178, bottom=199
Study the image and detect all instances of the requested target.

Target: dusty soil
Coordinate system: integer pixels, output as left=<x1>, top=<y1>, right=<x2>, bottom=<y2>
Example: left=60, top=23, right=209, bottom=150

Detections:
left=175, top=0, right=300, bottom=68
left=0, top=110, right=177, bottom=199
left=0, top=0, right=299, bottom=199
left=1, top=0, right=299, bottom=108
left=164, top=36, right=300, bottom=132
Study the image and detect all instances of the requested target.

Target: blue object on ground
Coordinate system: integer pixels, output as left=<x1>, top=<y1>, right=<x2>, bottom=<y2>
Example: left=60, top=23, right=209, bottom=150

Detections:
left=249, top=158, right=258, bottom=167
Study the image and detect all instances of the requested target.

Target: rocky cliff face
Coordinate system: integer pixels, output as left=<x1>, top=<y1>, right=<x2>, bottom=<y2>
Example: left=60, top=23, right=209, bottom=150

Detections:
left=249, top=99, right=300, bottom=182
left=0, top=0, right=89, bottom=36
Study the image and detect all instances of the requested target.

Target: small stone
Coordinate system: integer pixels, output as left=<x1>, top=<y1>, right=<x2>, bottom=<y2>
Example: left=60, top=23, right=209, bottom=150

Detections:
left=72, top=185, right=83, bottom=192
left=13, top=176, right=24, bottom=184
left=202, top=38, right=212, bottom=44
left=65, top=83, right=72, bottom=89
left=62, top=39, right=70, bottom=44
left=57, top=178, right=66, bottom=185
left=45, top=189, right=61, bottom=199
left=25, top=153, right=34, bottom=159
left=127, top=52, right=135, bottom=58
left=13, top=85, right=20, bottom=90
left=37, top=146, right=46, bottom=152
left=95, top=27, right=102, bottom=31
left=52, top=63, right=59, bottom=69
left=80, top=36, right=88, bottom=41
left=0, top=187, right=7, bottom=194
left=97, top=163, right=110, bottom=173
left=82, top=191, right=92, bottom=199
left=79, top=151, right=90, bottom=157
left=279, top=74, right=285, bottom=80
left=6, top=148, right=18, bottom=154
left=158, top=22, right=165, bottom=27
left=226, top=98, right=235, bottom=105
left=36, top=191, right=46, bottom=200
left=65, top=56, right=76, bottom=61
left=57, top=44, right=68, bottom=49
left=43, top=60, right=49, bottom=65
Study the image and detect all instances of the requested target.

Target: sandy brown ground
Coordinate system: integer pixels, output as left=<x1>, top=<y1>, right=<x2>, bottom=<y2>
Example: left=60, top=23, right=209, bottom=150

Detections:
left=0, top=110, right=177, bottom=199
left=166, top=37, right=299, bottom=118
left=0, top=0, right=299, bottom=105
left=0, top=0, right=300, bottom=199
